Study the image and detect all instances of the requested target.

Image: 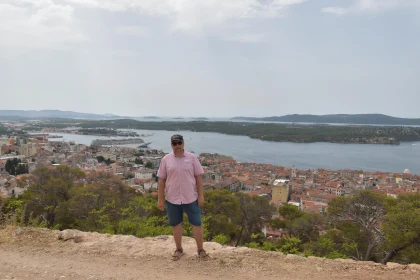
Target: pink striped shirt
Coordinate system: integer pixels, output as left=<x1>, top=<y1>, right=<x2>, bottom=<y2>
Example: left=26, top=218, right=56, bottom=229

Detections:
left=157, top=151, right=204, bottom=205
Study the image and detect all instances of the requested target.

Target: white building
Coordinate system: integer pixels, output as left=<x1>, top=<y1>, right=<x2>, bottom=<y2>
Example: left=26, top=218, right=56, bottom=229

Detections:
left=273, top=179, right=290, bottom=186
left=135, top=169, right=154, bottom=179
left=144, top=181, right=158, bottom=191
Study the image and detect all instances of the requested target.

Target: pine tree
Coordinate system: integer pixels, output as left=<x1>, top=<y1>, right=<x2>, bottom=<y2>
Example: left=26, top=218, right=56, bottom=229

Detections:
left=5, top=159, right=11, bottom=173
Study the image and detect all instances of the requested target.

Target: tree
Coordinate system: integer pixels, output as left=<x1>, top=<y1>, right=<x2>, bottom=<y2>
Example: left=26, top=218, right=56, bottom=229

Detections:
left=15, top=164, right=26, bottom=175
left=124, top=173, right=134, bottom=179
left=145, top=161, right=153, bottom=169
left=201, top=189, right=240, bottom=242
left=21, top=166, right=85, bottom=228
left=96, top=156, right=105, bottom=163
left=54, top=171, right=139, bottom=231
left=275, top=237, right=301, bottom=254
left=292, top=212, right=324, bottom=243
left=23, top=177, right=72, bottom=227
left=277, top=204, right=305, bottom=237
left=234, top=193, right=275, bottom=246
left=134, top=158, right=143, bottom=165
left=85, top=171, right=138, bottom=208
left=54, top=185, right=99, bottom=230
left=5, top=159, right=11, bottom=173
left=114, top=196, right=170, bottom=237
left=381, top=194, right=420, bottom=264
left=328, top=191, right=388, bottom=261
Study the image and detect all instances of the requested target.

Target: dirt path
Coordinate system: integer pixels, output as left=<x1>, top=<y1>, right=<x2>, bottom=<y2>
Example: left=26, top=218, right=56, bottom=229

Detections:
left=0, top=227, right=419, bottom=280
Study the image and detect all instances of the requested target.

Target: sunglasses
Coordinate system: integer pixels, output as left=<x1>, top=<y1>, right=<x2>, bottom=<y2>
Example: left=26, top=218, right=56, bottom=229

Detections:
left=171, top=141, right=183, bottom=146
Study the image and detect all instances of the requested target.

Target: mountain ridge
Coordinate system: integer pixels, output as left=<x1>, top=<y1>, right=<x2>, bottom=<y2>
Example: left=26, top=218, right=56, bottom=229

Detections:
left=2, top=110, right=420, bottom=125
left=0, top=110, right=123, bottom=120
left=231, top=114, right=420, bottom=125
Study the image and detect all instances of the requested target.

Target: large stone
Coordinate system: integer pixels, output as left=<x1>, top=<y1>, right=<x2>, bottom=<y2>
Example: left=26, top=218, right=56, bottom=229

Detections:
left=407, top=264, right=420, bottom=271
left=58, top=229, right=86, bottom=241
left=12, top=227, right=24, bottom=237
left=386, top=262, right=403, bottom=270
left=154, top=235, right=169, bottom=240
left=286, top=254, right=305, bottom=260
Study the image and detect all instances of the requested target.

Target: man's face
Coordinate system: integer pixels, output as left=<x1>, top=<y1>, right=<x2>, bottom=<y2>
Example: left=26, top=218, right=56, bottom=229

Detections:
left=171, top=140, right=184, bottom=152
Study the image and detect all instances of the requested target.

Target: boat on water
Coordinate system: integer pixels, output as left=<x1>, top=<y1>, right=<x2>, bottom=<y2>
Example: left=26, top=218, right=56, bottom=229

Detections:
left=91, top=137, right=149, bottom=146
left=138, top=142, right=152, bottom=148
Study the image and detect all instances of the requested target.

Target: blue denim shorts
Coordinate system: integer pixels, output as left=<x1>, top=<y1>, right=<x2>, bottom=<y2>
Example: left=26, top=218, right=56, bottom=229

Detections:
left=165, top=200, right=202, bottom=227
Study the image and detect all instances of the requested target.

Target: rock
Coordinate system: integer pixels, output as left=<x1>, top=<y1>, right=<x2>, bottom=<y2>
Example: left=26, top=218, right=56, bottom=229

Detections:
left=232, top=247, right=251, bottom=253
left=407, top=264, right=420, bottom=271
left=73, top=236, right=84, bottom=243
left=12, top=227, right=24, bottom=237
left=154, top=235, right=169, bottom=240
left=58, top=229, right=85, bottom=241
left=286, top=254, right=304, bottom=260
left=386, top=262, right=402, bottom=269
left=336, top=258, right=357, bottom=264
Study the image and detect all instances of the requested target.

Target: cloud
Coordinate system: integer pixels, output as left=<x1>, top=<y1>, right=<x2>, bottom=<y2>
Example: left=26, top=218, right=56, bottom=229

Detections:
left=0, top=1, right=87, bottom=50
left=321, top=6, right=348, bottom=16
left=225, top=33, right=266, bottom=43
left=0, top=0, right=310, bottom=51
left=356, top=0, right=403, bottom=11
left=64, top=0, right=308, bottom=33
left=114, top=25, right=149, bottom=36
left=322, top=0, right=420, bottom=15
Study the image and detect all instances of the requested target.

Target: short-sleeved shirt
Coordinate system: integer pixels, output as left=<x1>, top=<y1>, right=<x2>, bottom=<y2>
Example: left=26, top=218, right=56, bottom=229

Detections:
left=157, top=151, right=204, bottom=205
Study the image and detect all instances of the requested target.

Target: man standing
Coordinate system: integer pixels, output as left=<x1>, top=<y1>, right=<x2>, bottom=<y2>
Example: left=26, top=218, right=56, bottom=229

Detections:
left=157, top=134, right=208, bottom=261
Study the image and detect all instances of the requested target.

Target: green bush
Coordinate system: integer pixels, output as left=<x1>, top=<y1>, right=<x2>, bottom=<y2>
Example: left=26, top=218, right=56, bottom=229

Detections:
left=213, top=234, right=229, bottom=245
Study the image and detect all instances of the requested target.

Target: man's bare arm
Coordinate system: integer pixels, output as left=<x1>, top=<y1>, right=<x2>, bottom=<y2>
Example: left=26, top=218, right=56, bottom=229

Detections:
left=157, top=177, right=166, bottom=210
left=195, top=174, right=204, bottom=206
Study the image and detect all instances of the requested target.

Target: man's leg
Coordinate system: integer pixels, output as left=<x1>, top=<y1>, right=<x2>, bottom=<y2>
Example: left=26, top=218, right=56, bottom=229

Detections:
left=172, top=223, right=183, bottom=250
left=184, top=201, right=208, bottom=257
left=192, top=225, right=204, bottom=250
left=166, top=200, right=184, bottom=256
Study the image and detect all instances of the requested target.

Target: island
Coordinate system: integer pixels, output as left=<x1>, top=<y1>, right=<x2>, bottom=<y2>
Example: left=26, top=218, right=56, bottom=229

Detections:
left=231, top=114, right=420, bottom=126
left=22, top=118, right=420, bottom=145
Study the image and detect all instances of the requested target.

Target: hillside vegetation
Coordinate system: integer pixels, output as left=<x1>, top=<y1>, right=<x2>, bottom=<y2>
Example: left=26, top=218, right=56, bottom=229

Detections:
left=2, top=166, right=420, bottom=265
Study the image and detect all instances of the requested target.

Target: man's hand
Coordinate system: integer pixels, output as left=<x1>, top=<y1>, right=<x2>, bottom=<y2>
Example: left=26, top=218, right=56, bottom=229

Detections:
left=198, top=195, right=205, bottom=207
left=158, top=199, right=165, bottom=211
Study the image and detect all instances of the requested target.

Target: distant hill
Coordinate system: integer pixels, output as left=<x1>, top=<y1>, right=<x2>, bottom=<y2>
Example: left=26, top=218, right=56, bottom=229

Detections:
left=231, top=114, right=420, bottom=125
left=0, top=110, right=123, bottom=120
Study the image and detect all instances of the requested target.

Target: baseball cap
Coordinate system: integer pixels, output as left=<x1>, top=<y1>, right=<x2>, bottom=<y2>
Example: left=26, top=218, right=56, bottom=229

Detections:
left=171, top=134, right=184, bottom=141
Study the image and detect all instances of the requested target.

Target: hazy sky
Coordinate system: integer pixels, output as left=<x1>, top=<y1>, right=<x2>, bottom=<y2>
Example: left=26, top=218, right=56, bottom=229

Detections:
left=1, top=0, right=419, bottom=118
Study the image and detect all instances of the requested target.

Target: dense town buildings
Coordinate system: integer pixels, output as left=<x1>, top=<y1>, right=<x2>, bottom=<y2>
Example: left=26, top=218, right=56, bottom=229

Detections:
left=1, top=122, right=419, bottom=216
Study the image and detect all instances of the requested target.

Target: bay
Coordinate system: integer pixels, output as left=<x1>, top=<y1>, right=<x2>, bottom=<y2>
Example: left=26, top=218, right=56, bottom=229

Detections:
left=48, top=130, right=420, bottom=174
